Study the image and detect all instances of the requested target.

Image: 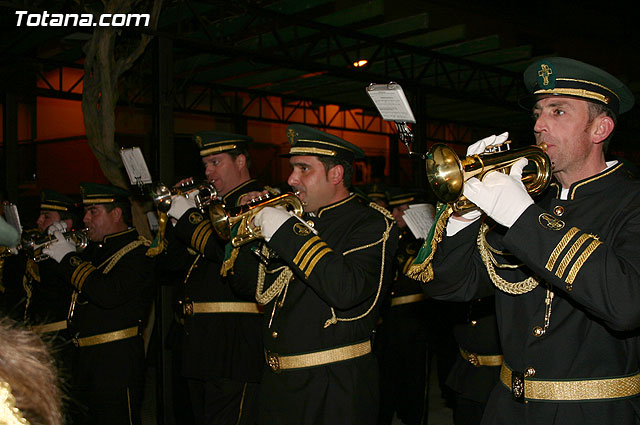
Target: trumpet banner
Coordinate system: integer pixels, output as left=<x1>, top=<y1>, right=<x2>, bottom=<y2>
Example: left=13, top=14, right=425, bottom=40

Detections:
left=404, top=203, right=453, bottom=283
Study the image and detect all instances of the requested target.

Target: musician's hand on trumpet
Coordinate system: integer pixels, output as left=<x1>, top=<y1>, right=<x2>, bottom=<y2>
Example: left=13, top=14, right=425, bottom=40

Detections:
left=42, top=226, right=77, bottom=263
left=46, top=221, right=67, bottom=235
left=463, top=157, right=533, bottom=228
left=446, top=132, right=509, bottom=236
left=238, top=190, right=292, bottom=242
left=167, top=194, right=197, bottom=221
left=238, top=190, right=269, bottom=206
left=252, top=207, right=294, bottom=243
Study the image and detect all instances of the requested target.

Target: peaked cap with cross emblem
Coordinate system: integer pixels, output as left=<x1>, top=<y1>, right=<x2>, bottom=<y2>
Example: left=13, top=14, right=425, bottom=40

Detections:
left=282, top=124, right=365, bottom=162
left=193, top=131, right=252, bottom=157
left=521, top=57, right=634, bottom=115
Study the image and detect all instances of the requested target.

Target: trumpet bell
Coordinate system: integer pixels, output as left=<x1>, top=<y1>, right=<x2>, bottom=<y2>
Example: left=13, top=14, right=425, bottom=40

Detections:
left=426, top=144, right=465, bottom=204
left=209, top=202, right=231, bottom=241
left=425, top=142, right=552, bottom=212
left=150, top=181, right=218, bottom=213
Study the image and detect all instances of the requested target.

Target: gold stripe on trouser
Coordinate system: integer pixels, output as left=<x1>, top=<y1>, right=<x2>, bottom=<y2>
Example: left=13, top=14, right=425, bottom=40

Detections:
left=191, top=302, right=263, bottom=314
left=500, top=363, right=640, bottom=401
left=390, top=293, right=425, bottom=307
left=30, top=320, right=67, bottom=334
left=459, top=347, right=503, bottom=367
left=74, top=326, right=139, bottom=347
left=266, top=340, right=371, bottom=373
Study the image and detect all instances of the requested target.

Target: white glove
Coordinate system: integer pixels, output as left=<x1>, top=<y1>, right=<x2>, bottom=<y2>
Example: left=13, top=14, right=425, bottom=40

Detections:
left=46, top=221, right=67, bottom=235
left=253, top=206, right=293, bottom=242
left=445, top=132, right=510, bottom=236
left=42, top=230, right=77, bottom=263
left=466, top=132, right=509, bottom=155
left=167, top=194, right=197, bottom=220
left=463, top=158, right=533, bottom=228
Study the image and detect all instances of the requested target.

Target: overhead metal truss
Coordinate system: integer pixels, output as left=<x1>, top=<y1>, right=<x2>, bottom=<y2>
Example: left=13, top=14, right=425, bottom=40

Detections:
left=31, top=58, right=492, bottom=146
left=162, top=0, right=529, bottom=111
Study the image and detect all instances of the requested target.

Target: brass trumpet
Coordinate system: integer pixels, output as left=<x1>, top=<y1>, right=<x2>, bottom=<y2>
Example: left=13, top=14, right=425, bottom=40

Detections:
left=426, top=142, right=552, bottom=212
left=150, top=179, right=218, bottom=213
left=21, top=228, right=89, bottom=262
left=209, top=192, right=304, bottom=247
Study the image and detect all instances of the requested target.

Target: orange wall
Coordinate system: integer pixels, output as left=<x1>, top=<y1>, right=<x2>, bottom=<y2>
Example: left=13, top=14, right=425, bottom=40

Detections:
left=3, top=95, right=406, bottom=204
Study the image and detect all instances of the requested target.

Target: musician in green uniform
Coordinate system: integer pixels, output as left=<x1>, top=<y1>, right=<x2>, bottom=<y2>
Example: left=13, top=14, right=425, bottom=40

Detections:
left=24, top=190, right=80, bottom=331
left=417, top=57, right=640, bottom=424
left=161, top=131, right=265, bottom=425
left=43, top=183, right=155, bottom=425
left=21, top=190, right=82, bottom=422
left=232, top=124, right=399, bottom=425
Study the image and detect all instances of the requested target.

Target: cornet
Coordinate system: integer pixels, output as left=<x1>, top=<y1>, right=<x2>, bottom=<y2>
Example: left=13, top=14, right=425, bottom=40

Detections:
left=150, top=179, right=218, bottom=213
left=209, top=192, right=304, bottom=247
left=426, top=141, right=552, bottom=212
left=21, top=228, right=89, bottom=262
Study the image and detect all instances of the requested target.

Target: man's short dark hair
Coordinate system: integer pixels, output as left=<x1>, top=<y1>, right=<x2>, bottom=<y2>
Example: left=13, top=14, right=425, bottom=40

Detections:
left=317, top=156, right=354, bottom=188
left=227, top=147, right=251, bottom=168
left=103, top=201, right=132, bottom=227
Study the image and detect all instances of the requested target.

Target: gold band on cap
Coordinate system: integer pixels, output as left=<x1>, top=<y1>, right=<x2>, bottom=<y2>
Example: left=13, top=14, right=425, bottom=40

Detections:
left=388, top=197, right=415, bottom=206
left=558, top=77, right=620, bottom=100
left=83, top=197, right=116, bottom=204
left=40, top=203, right=69, bottom=211
left=534, top=88, right=610, bottom=105
left=296, top=138, right=349, bottom=150
left=289, top=147, right=337, bottom=156
left=200, top=143, right=239, bottom=156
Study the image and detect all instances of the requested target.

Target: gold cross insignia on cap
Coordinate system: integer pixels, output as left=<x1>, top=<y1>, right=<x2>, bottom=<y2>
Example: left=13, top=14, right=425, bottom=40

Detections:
left=287, top=128, right=297, bottom=146
left=538, top=64, right=553, bottom=87
left=538, top=63, right=553, bottom=86
left=194, top=135, right=203, bottom=148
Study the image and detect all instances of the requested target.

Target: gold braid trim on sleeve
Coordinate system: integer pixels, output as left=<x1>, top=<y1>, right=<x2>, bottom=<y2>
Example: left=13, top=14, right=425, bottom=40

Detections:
left=477, top=223, right=539, bottom=295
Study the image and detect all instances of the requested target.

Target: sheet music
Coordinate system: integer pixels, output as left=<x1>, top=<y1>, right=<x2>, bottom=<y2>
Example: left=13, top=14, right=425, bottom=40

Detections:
left=120, top=147, right=153, bottom=186
left=366, top=83, right=416, bottom=123
left=3, top=203, right=22, bottom=237
left=403, top=203, right=435, bottom=240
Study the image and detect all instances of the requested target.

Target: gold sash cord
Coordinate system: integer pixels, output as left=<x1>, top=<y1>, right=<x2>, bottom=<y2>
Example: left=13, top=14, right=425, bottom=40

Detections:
left=265, top=340, right=371, bottom=373
left=500, top=363, right=640, bottom=401
left=459, top=347, right=503, bottom=367
left=73, top=326, right=139, bottom=347
left=390, top=293, right=425, bottom=307
left=30, top=320, right=67, bottom=334
left=188, top=301, right=263, bottom=315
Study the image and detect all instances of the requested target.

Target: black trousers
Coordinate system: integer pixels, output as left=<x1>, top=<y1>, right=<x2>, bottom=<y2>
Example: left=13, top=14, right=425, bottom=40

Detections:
left=187, top=377, right=259, bottom=425
left=72, top=386, right=143, bottom=425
